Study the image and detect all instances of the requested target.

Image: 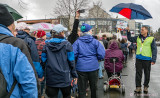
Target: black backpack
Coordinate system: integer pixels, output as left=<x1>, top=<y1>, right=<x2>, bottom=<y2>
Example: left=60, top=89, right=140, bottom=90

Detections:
left=0, top=35, right=17, bottom=98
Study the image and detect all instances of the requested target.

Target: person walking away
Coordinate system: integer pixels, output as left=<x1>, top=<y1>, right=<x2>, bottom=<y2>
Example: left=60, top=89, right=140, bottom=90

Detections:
left=93, top=35, right=105, bottom=79
left=108, top=35, right=121, bottom=48
left=102, top=34, right=108, bottom=49
left=126, top=26, right=157, bottom=93
left=16, top=23, right=44, bottom=81
left=0, top=4, right=38, bottom=98
left=41, top=24, right=78, bottom=98
left=104, top=41, right=124, bottom=78
left=35, top=30, right=47, bottom=96
left=73, top=23, right=105, bottom=98
left=35, top=30, right=46, bottom=60
left=121, top=38, right=128, bottom=61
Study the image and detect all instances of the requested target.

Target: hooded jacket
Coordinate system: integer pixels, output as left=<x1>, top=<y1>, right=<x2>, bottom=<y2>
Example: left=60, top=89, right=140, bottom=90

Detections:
left=0, top=24, right=37, bottom=98
left=104, top=41, right=124, bottom=73
left=41, top=38, right=77, bottom=87
left=17, top=31, right=43, bottom=78
left=73, top=35, right=105, bottom=72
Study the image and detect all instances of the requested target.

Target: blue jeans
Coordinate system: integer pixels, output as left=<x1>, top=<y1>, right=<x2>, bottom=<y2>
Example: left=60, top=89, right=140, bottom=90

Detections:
left=58, top=90, right=62, bottom=98
left=98, top=61, right=104, bottom=78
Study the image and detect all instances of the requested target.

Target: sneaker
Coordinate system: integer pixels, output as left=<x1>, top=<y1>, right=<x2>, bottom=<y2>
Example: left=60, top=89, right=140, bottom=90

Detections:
left=134, top=87, right=142, bottom=93
left=143, top=87, right=148, bottom=93
left=104, top=81, right=108, bottom=85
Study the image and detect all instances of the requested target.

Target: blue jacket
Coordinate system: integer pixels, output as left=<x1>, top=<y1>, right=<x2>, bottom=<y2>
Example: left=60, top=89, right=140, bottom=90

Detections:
left=73, top=35, right=105, bottom=72
left=121, top=43, right=128, bottom=51
left=127, top=31, right=157, bottom=63
left=41, top=38, right=78, bottom=87
left=0, top=24, right=37, bottom=98
left=17, top=31, right=43, bottom=78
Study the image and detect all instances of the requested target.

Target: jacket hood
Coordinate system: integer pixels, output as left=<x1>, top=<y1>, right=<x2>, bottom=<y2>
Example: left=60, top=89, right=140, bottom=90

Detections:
left=109, top=41, right=119, bottom=50
left=46, top=38, right=66, bottom=52
left=17, top=30, right=36, bottom=41
left=0, top=24, right=14, bottom=36
left=79, top=35, right=93, bottom=43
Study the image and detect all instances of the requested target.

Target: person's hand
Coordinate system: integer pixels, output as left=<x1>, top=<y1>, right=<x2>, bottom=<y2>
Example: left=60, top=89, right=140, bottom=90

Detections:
left=74, top=78, right=78, bottom=85
left=151, top=62, right=155, bottom=65
left=75, top=11, right=80, bottom=19
left=39, top=77, right=44, bottom=82
left=126, top=27, right=130, bottom=32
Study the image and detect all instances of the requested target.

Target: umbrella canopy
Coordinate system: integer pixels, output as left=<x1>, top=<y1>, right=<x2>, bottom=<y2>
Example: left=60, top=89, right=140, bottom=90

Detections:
left=110, top=3, right=152, bottom=20
left=3, top=4, right=23, bottom=21
left=31, top=23, right=54, bottom=30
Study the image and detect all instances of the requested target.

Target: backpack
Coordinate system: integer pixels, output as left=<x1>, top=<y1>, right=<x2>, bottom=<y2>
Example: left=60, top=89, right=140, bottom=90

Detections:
left=0, top=35, right=17, bottom=98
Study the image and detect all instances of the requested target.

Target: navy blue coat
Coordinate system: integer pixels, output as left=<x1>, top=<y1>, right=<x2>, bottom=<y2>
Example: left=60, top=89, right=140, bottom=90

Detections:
left=41, top=38, right=77, bottom=87
left=17, top=31, right=43, bottom=78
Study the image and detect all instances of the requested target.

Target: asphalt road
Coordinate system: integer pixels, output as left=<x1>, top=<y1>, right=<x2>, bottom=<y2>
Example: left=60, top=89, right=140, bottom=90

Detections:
left=43, top=48, right=160, bottom=98
left=94, top=49, right=160, bottom=98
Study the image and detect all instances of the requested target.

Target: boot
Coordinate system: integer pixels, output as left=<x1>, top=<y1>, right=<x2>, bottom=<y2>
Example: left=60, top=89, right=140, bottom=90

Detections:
left=134, top=87, right=142, bottom=93
left=143, top=87, right=148, bottom=93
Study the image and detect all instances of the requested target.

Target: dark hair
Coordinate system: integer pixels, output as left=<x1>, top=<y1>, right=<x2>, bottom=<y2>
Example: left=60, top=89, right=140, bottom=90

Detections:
left=93, top=35, right=98, bottom=39
left=50, top=30, right=64, bottom=38
left=102, top=34, right=107, bottom=38
left=142, top=26, right=149, bottom=31
left=121, top=39, right=126, bottom=44
left=112, top=35, right=117, bottom=40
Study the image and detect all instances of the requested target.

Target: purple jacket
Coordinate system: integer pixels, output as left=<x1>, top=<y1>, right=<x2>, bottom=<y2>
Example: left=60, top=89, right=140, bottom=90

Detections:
left=104, top=41, right=124, bottom=73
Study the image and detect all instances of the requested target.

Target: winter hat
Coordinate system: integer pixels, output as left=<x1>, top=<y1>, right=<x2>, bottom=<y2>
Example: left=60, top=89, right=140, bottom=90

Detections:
left=36, top=30, right=46, bottom=38
left=81, top=23, right=92, bottom=33
left=52, top=24, right=68, bottom=34
left=0, top=4, right=14, bottom=27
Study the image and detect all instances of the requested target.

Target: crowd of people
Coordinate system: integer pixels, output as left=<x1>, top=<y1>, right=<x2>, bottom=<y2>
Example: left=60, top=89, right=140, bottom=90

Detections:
left=0, top=3, right=157, bottom=98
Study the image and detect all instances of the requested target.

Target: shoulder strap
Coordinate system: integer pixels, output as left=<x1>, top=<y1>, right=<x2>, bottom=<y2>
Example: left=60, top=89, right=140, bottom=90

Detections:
left=0, top=35, right=11, bottom=41
left=0, top=35, right=17, bottom=97
left=8, top=80, right=17, bottom=97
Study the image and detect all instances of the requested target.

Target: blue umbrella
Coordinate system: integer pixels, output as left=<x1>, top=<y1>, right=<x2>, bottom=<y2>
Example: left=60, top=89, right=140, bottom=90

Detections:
left=110, top=3, right=152, bottom=20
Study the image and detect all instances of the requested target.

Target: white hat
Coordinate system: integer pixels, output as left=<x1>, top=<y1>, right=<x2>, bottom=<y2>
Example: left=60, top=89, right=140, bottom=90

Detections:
left=52, top=24, right=68, bottom=33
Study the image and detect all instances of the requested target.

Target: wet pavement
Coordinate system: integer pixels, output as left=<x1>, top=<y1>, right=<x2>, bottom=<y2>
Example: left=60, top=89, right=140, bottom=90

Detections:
left=43, top=48, right=160, bottom=98
left=94, top=49, right=160, bottom=98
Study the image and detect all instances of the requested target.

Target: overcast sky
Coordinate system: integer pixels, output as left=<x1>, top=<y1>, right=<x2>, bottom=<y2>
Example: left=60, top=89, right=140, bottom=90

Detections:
left=0, top=0, right=160, bottom=31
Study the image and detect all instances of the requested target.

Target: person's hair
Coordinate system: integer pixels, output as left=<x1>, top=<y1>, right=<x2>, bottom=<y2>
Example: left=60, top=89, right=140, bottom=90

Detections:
left=112, top=35, right=117, bottom=40
left=142, top=26, right=149, bottom=31
left=93, top=35, right=98, bottom=40
left=50, top=30, right=64, bottom=38
left=102, top=34, right=107, bottom=38
left=80, top=30, right=91, bottom=36
left=121, top=38, right=126, bottom=44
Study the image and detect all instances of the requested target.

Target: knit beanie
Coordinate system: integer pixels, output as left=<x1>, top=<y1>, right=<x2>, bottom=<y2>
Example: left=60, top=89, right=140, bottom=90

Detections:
left=0, top=4, right=14, bottom=27
left=80, top=23, right=92, bottom=33
left=37, top=30, right=46, bottom=38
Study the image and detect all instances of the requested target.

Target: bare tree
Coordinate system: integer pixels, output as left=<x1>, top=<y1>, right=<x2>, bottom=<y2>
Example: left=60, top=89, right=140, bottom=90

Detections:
left=53, top=0, right=89, bottom=30
left=89, top=1, right=103, bottom=18
left=17, top=0, right=28, bottom=9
